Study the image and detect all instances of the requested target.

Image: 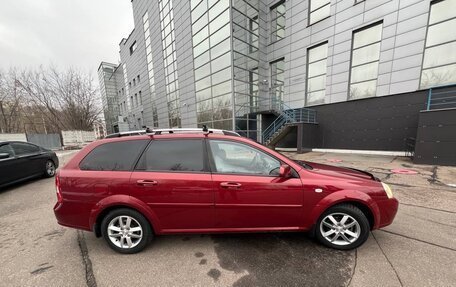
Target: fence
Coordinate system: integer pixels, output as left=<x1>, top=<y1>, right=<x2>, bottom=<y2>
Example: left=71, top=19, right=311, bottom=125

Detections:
left=0, top=130, right=96, bottom=149
left=26, top=133, right=61, bottom=150
left=0, top=133, right=27, bottom=142
left=61, top=130, right=96, bottom=146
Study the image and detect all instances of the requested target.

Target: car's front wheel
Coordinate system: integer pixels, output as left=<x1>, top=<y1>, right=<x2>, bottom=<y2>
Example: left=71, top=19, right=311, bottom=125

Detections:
left=101, top=208, right=153, bottom=254
left=315, top=204, right=370, bottom=250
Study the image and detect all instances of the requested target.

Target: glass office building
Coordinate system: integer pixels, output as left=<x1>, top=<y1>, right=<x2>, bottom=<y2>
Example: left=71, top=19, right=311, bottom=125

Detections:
left=98, top=0, right=456, bottom=143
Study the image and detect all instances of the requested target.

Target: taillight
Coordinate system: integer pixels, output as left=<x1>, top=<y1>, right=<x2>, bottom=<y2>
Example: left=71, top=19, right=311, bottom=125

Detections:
left=55, top=174, right=63, bottom=203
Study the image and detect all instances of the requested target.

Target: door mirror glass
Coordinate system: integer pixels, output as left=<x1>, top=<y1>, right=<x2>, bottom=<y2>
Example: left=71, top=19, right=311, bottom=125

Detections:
left=0, top=153, right=10, bottom=159
left=279, top=164, right=291, bottom=178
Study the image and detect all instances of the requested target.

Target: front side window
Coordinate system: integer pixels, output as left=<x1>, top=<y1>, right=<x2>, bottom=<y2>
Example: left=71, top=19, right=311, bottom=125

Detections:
left=420, top=0, right=456, bottom=88
left=11, top=142, right=40, bottom=156
left=307, top=42, right=328, bottom=105
left=79, top=140, right=149, bottom=171
left=270, top=1, right=285, bottom=42
left=209, top=140, right=281, bottom=176
left=136, top=140, right=205, bottom=172
left=309, top=0, right=330, bottom=25
left=349, top=22, right=383, bottom=99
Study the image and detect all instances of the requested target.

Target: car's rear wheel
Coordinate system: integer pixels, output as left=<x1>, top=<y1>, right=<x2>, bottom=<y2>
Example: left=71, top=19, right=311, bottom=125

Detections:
left=315, top=204, right=370, bottom=250
left=44, top=160, right=56, bottom=177
left=101, top=208, right=153, bottom=254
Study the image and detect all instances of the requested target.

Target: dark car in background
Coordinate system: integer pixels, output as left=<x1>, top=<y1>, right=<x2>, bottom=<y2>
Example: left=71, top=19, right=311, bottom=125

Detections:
left=0, top=141, right=59, bottom=188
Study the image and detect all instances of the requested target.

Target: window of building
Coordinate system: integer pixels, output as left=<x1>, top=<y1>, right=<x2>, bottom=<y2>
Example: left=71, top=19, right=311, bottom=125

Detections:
left=349, top=22, right=383, bottom=99
left=135, top=93, right=138, bottom=106
left=270, top=0, right=285, bottom=42
left=130, top=96, right=133, bottom=108
left=209, top=140, right=280, bottom=175
left=309, top=0, right=331, bottom=25
left=136, top=140, right=205, bottom=172
left=80, top=140, right=148, bottom=171
left=129, top=41, right=137, bottom=55
left=139, top=91, right=142, bottom=105
left=142, top=11, right=159, bottom=128
left=270, top=58, right=285, bottom=104
left=133, top=79, right=136, bottom=86
left=307, top=42, right=328, bottom=105
left=249, top=15, right=259, bottom=52
left=420, top=0, right=456, bottom=88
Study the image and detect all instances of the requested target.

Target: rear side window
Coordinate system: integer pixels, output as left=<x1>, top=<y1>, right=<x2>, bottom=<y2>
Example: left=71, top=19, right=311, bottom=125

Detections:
left=136, top=140, right=205, bottom=172
left=11, top=142, right=40, bottom=155
left=80, top=140, right=149, bottom=171
left=0, top=144, right=14, bottom=157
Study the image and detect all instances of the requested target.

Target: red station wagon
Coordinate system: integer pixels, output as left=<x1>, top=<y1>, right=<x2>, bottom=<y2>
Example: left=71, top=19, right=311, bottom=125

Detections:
left=54, top=128, right=398, bottom=253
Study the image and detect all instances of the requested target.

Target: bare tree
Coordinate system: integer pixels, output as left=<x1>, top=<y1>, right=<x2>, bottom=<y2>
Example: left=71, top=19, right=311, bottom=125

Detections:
left=0, top=69, right=25, bottom=133
left=17, top=66, right=102, bottom=132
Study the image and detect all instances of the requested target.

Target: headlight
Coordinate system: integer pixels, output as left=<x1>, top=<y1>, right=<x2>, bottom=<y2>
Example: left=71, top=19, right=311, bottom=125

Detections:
left=381, top=182, right=394, bottom=199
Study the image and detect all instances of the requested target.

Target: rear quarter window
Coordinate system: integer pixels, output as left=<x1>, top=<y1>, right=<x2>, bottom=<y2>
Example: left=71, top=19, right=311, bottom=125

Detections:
left=79, top=140, right=149, bottom=171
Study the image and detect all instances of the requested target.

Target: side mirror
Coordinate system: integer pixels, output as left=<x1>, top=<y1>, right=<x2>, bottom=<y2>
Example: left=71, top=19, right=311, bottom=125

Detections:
left=0, top=153, right=10, bottom=160
left=279, top=164, right=292, bottom=178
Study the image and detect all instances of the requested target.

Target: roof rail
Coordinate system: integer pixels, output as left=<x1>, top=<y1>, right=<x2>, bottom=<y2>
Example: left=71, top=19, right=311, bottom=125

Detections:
left=146, top=127, right=241, bottom=137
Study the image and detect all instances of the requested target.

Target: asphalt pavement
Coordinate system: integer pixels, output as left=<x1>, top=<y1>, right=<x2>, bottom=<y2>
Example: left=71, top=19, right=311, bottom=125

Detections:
left=0, top=151, right=455, bottom=287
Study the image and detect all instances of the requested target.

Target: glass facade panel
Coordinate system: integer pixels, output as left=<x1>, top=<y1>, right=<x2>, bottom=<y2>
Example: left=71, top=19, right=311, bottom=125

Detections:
left=352, top=43, right=381, bottom=66
left=349, top=22, right=383, bottom=99
left=350, top=80, right=377, bottom=100
left=270, top=1, right=286, bottom=42
left=421, top=0, right=456, bottom=88
left=307, top=42, right=328, bottom=105
left=159, top=0, right=181, bottom=127
left=191, top=0, right=232, bottom=130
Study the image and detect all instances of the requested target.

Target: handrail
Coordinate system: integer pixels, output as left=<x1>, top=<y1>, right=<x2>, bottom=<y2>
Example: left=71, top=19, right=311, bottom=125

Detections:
left=426, top=84, right=456, bottom=110
left=261, top=100, right=317, bottom=144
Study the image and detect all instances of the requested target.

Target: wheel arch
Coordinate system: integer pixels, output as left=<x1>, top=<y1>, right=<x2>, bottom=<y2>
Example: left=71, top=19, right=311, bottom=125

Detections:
left=89, top=195, right=161, bottom=237
left=309, top=190, right=380, bottom=231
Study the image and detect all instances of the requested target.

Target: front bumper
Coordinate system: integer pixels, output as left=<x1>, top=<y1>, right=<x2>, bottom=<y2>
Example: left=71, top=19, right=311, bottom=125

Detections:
left=376, top=197, right=399, bottom=228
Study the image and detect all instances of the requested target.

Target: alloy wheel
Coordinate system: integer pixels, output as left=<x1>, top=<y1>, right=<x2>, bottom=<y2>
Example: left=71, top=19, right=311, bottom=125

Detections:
left=46, top=161, right=56, bottom=176
left=319, top=212, right=361, bottom=246
left=107, top=215, right=143, bottom=249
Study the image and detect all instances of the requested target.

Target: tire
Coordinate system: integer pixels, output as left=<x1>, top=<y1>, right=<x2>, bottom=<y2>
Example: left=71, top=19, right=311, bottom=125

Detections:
left=315, top=204, right=370, bottom=250
left=101, top=208, right=153, bottom=254
left=44, top=160, right=56, bottom=178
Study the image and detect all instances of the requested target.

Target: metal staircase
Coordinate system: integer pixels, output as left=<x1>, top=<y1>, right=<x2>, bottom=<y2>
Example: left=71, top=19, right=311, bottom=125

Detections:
left=261, top=103, right=317, bottom=146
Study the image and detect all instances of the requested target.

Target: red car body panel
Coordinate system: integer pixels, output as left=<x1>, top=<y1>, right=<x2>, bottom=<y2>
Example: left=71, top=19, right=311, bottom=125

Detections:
left=54, top=133, right=399, bottom=236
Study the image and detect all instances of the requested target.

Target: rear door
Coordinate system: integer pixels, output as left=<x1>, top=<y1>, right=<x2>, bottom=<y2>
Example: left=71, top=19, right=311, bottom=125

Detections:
left=131, top=138, right=214, bottom=231
left=9, top=142, right=43, bottom=178
left=0, top=143, right=21, bottom=185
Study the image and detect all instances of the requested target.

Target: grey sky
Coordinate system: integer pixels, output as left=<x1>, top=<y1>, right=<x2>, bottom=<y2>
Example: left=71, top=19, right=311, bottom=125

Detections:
left=0, top=0, right=134, bottom=75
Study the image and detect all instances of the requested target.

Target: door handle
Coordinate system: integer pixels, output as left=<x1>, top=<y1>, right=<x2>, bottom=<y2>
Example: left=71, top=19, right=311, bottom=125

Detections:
left=136, top=179, right=158, bottom=186
left=220, top=182, right=242, bottom=189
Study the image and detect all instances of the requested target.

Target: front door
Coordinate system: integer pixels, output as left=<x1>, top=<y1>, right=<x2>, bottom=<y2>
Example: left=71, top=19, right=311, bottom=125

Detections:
left=208, top=139, right=303, bottom=229
left=131, top=138, right=214, bottom=231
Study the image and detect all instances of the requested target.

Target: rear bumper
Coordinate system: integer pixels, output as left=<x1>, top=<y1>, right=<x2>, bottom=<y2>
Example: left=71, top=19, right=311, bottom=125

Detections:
left=53, top=201, right=92, bottom=232
left=376, top=197, right=399, bottom=228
